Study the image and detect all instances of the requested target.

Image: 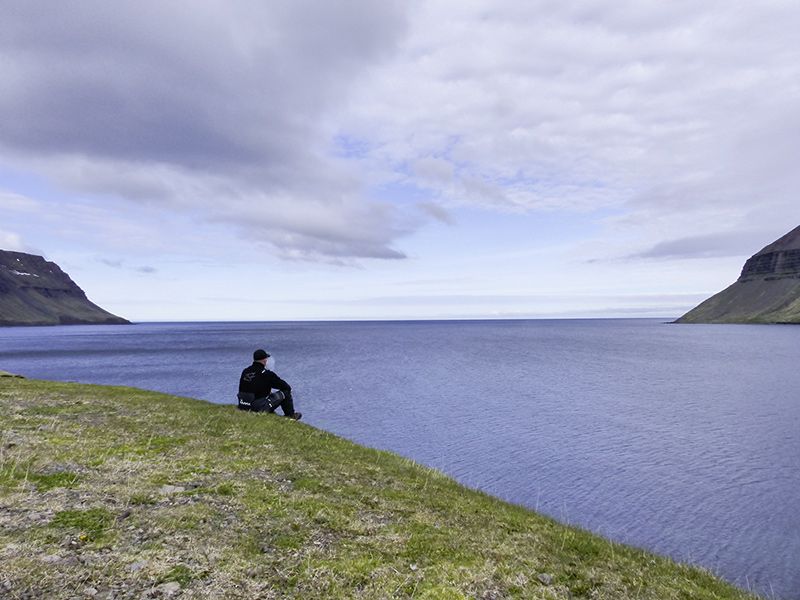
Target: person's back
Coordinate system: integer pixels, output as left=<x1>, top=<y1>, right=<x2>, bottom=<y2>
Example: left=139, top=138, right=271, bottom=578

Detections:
left=237, top=348, right=301, bottom=420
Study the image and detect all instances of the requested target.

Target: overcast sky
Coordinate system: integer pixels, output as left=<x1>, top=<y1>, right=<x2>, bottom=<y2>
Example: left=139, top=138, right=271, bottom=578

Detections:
left=1, top=0, right=798, bottom=321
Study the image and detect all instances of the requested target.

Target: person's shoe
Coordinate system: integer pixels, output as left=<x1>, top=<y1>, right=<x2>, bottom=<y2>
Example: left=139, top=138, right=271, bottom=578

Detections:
left=286, top=412, right=302, bottom=421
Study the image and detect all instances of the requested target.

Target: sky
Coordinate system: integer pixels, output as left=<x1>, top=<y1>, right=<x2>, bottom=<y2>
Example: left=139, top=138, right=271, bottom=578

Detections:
left=1, top=0, right=799, bottom=321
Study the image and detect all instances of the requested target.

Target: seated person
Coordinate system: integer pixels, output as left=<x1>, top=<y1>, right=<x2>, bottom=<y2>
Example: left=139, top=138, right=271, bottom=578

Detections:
left=237, top=349, right=302, bottom=420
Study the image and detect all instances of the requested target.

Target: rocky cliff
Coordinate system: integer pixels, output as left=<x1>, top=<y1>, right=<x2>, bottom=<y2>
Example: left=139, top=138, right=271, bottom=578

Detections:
left=677, top=225, right=800, bottom=323
left=0, top=250, right=129, bottom=326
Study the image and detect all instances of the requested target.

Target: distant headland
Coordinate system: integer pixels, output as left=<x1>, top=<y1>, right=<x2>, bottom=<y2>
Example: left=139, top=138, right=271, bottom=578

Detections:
left=0, top=250, right=129, bottom=327
left=677, top=225, right=800, bottom=324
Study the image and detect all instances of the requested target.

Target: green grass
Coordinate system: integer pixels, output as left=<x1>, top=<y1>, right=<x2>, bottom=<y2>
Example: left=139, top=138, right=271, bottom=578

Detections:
left=0, top=377, right=761, bottom=599
left=678, top=278, right=800, bottom=323
left=49, top=508, right=114, bottom=542
left=159, top=563, right=206, bottom=586
left=29, top=470, right=81, bottom=491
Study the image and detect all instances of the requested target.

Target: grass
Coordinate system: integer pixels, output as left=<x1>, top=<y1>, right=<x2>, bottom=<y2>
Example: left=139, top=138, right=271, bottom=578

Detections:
left=49, top=508, right=114, bottom=542
left=0, top=377, right=761, bottom=599
left=677, top=278, right=800, bottom=323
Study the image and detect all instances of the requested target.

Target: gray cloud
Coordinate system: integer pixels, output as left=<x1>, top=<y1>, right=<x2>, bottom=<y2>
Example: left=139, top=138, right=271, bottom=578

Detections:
left=416, top=201, right=454, bottom=225
left=2, top=1, right=800, bottom=264
left=98, top=258, right=157, bottom=274
left=99, top=258, right=123, bottom=269
left=627, top=230, right=780, bottom=261
left=1, top=2, right=403, bottom=161
left=0, top=0, right=412, bottom=260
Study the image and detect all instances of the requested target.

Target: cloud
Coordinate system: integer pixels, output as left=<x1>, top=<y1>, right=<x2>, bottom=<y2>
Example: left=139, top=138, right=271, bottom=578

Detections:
left=416, top=201, right=454, bottom=225
left=99, top=258, right=124, bottom=269
left=0, top=229, right=26, bottom=251
left=0, top=0, right=412, bottom=261
left=2, top=0, right=799, bottom=264
left=627, top=229, right=780, bottom=261
left=98, top=258, right=157, bottom=274
left=0, top=191, right=41, bottom=213
left=337, top=0, right=800, bottom=247
left=412, top=157, right=455, bottom=185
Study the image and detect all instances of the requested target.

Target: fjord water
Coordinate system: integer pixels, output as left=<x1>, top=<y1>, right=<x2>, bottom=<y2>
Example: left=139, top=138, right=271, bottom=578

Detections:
left=2, top=319, right=798, bottom=598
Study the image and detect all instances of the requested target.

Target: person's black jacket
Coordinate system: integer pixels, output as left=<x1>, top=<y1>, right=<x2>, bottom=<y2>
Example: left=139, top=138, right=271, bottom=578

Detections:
left=239, top=362, right=292, bottom=400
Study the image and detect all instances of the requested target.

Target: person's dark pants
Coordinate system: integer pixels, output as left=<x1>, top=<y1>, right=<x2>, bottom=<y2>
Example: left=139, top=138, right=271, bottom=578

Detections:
left=238, top=391, right=294, bottom=415
left=267, top=391, right=295, bottom=416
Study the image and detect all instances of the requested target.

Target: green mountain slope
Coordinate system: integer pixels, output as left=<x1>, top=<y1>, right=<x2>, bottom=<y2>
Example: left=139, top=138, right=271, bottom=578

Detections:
left=0, top=378, right=759, bottom=599
left=678, top=225, right=800, bottom=323
left=0, top=250, right=129, bottom=326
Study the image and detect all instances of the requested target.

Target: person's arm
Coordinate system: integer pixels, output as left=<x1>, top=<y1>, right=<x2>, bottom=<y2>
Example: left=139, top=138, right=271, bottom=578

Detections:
left=268, top=371, right=292, bottom=396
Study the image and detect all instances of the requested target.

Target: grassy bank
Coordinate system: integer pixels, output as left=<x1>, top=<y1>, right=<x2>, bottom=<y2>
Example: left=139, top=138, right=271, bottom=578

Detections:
left=0, top=377, right=758, bottom=600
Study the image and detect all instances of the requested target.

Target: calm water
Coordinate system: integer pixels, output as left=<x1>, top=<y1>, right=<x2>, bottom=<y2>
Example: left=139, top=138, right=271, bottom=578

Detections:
left=1, top=319, right=798, bottom=598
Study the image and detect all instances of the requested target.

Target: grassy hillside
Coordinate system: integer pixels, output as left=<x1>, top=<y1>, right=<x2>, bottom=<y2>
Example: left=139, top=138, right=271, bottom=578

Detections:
left=677, top=278, right=800, bottom=323
left=0, top=378, right=759, bottom=599
left=0, top=289, right=129, bottom=326
left=677, top=225, right=800, bottom=324
left=0, top=250, right=129, bottom=326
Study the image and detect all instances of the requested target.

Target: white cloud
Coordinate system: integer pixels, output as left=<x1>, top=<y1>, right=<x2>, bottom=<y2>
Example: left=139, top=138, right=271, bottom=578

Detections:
left=337, top=0, right=800, bottom=252
left=0, top=229, right=25, bottom=251
left=1, top=0, right=799, bottom=268
left=0, top=191, right=41, bottom=213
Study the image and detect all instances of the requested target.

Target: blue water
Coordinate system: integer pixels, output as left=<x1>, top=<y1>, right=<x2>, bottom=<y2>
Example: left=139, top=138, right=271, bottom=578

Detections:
left=1, top=319, right=798, bottom=599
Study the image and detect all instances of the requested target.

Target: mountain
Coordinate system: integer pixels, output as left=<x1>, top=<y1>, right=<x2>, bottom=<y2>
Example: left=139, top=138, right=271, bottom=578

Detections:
left=0, top=250, right=130, bottom=326
left=677, top=225, right=800, bottom=323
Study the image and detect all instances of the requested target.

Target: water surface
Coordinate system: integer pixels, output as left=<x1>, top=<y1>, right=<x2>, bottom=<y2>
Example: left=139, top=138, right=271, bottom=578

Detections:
left=1, top=319, right=798, bottom=598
